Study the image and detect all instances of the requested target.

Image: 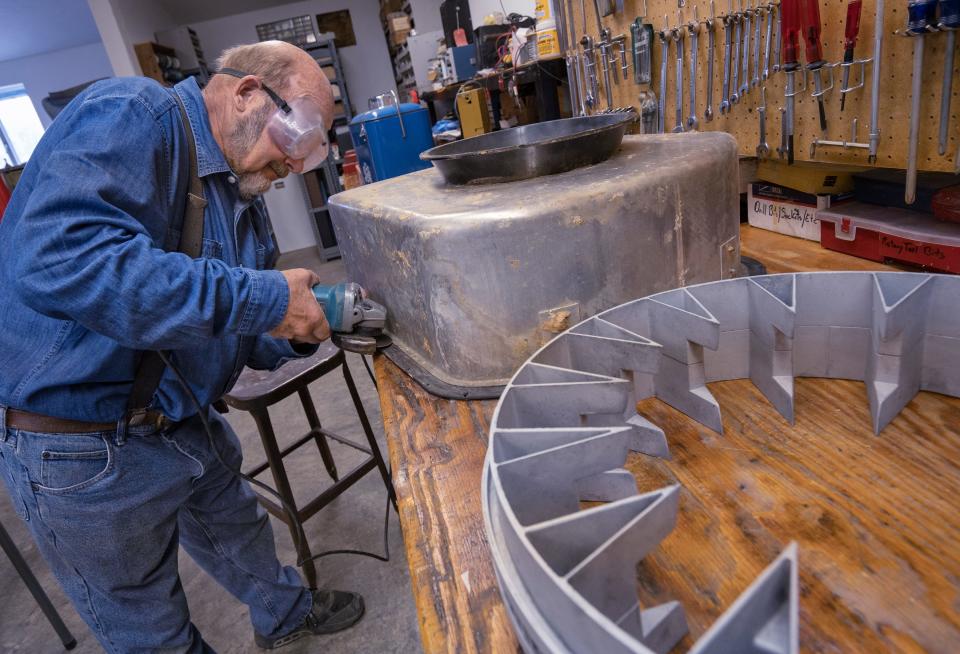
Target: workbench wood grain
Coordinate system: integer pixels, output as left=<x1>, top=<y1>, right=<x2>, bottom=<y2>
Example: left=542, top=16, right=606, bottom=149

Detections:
left=376, top=225, right=948, bottom=654
left=375, top=357, right=517, bottom=654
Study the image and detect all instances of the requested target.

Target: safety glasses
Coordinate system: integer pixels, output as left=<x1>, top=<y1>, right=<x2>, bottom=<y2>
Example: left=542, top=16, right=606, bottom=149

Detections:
left=218, top=67, right=330, bottom=171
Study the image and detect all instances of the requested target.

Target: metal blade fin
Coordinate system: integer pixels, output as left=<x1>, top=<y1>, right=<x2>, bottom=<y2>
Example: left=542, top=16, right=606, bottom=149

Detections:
left=496, top=374, right=631, bottom=429
left=494, top=426, right=633, bottom=525
left=575, top=468, right=639, bottom=502
left=867, top=273, right=934, bottom=433
left=526, top=486, right=687, bottom=653
left=689, top=542, right=799, bottom=654
left=748, top=275, right=798, bottom=424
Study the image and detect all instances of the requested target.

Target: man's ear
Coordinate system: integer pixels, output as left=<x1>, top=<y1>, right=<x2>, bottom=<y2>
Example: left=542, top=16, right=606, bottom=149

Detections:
left=233, top=75, right=261, bottom=112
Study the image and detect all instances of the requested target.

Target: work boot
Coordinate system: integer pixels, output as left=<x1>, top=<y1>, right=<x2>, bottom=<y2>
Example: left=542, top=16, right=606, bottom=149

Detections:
left=254, top=589, right=365, bottom=649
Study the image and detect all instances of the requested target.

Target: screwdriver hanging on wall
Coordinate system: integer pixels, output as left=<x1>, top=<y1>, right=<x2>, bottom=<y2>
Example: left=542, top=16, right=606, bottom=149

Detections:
left=938, top=0, right=960, bottom=156
left=840, top=0, right=863, bottom=112
left=904, top=0, right=937, bottom=204
left=781, top=0, right=801, bottom=163
left=801, top=0, right=829, bottom=132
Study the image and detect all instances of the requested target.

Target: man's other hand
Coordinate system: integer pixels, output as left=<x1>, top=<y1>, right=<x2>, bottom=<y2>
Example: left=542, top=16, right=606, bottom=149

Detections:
left=270, top=269, right=331, bottom=343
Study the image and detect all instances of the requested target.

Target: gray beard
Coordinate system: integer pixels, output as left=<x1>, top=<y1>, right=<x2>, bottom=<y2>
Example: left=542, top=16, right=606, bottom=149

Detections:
left=226, top=103, right=273, bottom=199
left=237, top=170, right=272, bottom=199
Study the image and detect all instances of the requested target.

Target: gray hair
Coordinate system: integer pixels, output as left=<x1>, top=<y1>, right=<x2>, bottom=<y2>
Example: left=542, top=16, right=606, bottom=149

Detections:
left=214, top=41, right=300, bottom=95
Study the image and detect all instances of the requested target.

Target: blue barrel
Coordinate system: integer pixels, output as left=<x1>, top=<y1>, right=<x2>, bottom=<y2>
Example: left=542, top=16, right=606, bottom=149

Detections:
left=348, top=103, right=433, bottom=183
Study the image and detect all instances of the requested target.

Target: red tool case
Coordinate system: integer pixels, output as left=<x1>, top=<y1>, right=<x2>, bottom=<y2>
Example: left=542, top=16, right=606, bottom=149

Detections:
left=818, top=202, right=960, bottom=273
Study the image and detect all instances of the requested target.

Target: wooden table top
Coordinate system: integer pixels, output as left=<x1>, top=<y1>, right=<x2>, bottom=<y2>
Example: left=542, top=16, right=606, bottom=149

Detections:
left=376, top=225, right=955, bottom=653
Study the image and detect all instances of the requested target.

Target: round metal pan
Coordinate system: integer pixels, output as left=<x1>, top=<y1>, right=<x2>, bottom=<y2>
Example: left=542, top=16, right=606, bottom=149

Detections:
left=420, top=110, right=637, bottom=185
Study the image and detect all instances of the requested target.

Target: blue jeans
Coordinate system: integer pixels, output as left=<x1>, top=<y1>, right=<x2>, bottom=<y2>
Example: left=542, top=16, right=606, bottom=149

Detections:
left=0, top=406, right=312, bottom=653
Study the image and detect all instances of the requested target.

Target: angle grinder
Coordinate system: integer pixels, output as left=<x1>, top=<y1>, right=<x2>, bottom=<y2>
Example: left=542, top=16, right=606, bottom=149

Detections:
left=311, top=282, right=391, bottom=355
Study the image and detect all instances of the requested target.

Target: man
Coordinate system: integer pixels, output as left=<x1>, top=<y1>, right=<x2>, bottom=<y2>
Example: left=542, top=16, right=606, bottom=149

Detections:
left=0, top=41, right=363, bottom=652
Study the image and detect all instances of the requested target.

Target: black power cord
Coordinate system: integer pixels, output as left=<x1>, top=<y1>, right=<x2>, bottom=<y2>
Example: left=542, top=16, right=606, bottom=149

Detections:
left=157, top=350, right=392, bottom=568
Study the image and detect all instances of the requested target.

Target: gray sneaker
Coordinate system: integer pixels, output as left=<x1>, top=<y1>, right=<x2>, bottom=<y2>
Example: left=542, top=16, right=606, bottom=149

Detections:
left=255, top=589, right=366, bottom=649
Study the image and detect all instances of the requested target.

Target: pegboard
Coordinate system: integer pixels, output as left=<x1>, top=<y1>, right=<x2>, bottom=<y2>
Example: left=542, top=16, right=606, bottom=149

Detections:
left=561, top=0, right=960, bottom=172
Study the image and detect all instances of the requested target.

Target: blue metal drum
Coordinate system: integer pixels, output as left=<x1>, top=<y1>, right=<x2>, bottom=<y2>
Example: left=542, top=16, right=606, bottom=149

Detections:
left=348, top=103, right=433, bottom=183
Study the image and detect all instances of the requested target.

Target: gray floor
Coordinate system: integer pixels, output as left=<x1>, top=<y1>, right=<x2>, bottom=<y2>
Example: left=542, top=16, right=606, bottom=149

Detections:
left=0, top=248, right=423, bottom=654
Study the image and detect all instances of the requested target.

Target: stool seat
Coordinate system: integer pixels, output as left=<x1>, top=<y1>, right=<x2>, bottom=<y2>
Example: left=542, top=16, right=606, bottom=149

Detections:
left=221, top=344, right=397, bottom=589
left=226, top=342, right=341, bottom=409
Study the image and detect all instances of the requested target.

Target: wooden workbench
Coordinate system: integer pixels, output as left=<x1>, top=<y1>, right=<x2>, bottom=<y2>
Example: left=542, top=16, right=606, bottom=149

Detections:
left=376, top=224, right=958, bottom=653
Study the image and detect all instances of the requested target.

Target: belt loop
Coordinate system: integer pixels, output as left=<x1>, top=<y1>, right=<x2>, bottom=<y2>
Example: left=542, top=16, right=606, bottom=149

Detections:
left=115, top=414, right=128, bottom=447
left=0, top=405, right=7, bottom=442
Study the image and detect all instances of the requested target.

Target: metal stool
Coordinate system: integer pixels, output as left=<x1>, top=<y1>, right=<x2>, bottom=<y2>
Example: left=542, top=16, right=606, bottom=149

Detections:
left=222, top=343, right=397, bottom=588
left=1, top=518, right=76, bottom=650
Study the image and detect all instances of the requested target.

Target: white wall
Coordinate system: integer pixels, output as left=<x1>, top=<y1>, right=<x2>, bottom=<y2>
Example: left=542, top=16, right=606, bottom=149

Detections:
left=188, top=0, right=396, bottom=113
left=469, top=0, right=536, bottom=25
left=87, top=0, right=179, bottom=77
left=0, top=42, right=114, bottom=127
left=410, top=0, right=443, bottom=34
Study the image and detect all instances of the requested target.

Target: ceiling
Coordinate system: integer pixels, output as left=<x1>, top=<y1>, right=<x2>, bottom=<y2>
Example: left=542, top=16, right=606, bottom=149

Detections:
left=0, top=0, right=102, bottom=63
left=155, top=0, right=305, bottom=25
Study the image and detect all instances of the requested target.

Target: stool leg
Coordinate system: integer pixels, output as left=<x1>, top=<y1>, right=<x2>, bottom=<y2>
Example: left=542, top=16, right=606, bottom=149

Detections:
left=297, top=387, right=339, bottom=482
left=250, top=409, right=319, bottom=590
left=0, top=520, right=77, bottom=650
left=340, top=357, right=399, bottom=512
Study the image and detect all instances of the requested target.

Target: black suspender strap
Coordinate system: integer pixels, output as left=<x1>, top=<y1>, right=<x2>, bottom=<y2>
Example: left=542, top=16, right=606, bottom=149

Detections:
left=178, top=94, right=206, bottom=261
left=124, top=92, right=207, bottom=418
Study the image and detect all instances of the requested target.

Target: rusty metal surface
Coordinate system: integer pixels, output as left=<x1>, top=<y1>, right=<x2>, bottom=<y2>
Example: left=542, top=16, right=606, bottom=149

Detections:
left=420, top=111, right=637, bottom=185
left=329, top=133, right=742, bottom=397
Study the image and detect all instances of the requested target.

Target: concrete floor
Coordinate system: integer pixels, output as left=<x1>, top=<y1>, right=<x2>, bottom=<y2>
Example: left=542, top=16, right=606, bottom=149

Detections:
left=0, top=248, right=423, bottom=653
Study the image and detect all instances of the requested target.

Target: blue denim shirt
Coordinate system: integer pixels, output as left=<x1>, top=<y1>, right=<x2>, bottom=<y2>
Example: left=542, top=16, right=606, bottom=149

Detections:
left=0, top=77, right=307, bottom=422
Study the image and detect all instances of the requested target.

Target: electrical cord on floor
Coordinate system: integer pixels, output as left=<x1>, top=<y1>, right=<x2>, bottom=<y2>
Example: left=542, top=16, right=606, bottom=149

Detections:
left=157, top=351, right=392, bottom=567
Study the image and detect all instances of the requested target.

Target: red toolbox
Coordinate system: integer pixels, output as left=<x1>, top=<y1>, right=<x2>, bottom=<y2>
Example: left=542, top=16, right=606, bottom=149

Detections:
left=818, top=202, right=960, bottom=273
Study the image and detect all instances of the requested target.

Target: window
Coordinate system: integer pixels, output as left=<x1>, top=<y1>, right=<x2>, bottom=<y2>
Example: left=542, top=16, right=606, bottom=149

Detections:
left=0, top=84, right=45, bottom=166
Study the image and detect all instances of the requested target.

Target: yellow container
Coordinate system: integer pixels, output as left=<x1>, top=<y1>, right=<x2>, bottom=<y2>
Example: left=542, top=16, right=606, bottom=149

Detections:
left=536, top=20, right=559, bottom=58
left=535, top=0, right=551, bottom=21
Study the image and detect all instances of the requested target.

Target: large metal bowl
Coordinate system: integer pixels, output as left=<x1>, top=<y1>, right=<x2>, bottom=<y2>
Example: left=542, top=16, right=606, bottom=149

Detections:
left=420, top=110, right=637, bottom=185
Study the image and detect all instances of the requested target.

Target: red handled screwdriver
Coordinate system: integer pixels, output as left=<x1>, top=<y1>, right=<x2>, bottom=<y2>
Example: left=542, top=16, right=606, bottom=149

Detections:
left=780, top=0, right=801, bottom=164
left=840, top=0, right=863, bottom=112
left=800, top=0, right=828, bottom=131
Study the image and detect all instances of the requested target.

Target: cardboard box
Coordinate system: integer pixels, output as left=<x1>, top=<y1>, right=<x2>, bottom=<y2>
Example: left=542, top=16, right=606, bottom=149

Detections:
left=388, top=12, right=410, bottom=31
left=388, top=12, right=411, bottom=46
left=747, top=183, right=852, bottom=242
left=755, top=159, right=867, bottom=196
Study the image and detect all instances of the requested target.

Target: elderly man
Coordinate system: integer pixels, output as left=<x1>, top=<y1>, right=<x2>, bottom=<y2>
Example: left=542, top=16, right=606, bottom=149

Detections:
left=0, top=41, right=363, bottom=651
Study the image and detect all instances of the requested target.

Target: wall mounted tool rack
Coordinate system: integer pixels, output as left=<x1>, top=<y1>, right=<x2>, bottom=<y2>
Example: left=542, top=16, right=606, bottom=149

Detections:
left=555, top=0, right=960, bottom=172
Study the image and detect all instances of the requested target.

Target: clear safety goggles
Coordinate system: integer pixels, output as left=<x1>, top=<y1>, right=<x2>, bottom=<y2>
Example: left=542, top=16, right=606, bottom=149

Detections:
left=218, top=67, right=330, bottom=171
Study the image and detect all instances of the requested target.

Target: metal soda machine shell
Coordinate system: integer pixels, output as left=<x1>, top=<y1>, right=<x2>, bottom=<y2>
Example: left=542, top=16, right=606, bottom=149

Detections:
left=348, top=91, right=433, bottom=183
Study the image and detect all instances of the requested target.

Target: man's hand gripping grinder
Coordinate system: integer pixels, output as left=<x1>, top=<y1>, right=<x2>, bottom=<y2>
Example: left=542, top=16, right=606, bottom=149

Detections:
left=312, top=282, right=390, bottom=355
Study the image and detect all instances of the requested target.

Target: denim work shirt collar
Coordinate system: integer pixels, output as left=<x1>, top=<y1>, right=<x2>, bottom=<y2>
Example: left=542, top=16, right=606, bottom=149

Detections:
left=173, top=78, right=232, bottom=179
